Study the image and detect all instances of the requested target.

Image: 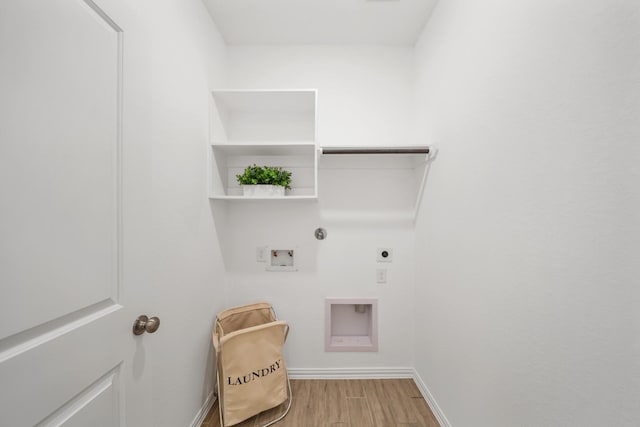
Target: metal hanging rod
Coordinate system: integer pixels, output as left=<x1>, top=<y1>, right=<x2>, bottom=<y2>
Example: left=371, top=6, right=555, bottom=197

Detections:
left=321, top=147, right=430, bottom=155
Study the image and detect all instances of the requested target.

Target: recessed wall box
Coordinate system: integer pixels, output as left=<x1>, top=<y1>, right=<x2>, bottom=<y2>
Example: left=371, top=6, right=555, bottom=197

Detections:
left=266, top=248, right=298, bottom=272
left=325, top=298, right=378, bottom=352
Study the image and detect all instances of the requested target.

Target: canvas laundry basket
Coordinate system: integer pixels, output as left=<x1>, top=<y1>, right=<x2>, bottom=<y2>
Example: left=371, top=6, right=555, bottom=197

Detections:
left=213, top=302, right=291, bottom=427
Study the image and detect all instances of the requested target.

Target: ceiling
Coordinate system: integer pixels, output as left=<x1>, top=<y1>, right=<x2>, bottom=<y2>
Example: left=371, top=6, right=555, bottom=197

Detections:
left=202, top=0, right=439, bottom=46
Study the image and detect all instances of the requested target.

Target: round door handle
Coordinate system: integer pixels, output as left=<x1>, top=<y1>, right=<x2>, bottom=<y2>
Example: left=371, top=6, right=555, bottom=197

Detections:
left=133, top=315, right=160, bottom=335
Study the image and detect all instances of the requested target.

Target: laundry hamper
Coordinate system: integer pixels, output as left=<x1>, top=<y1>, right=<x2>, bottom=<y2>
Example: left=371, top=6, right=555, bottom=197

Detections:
left=213, top=302, right=292, bottom=427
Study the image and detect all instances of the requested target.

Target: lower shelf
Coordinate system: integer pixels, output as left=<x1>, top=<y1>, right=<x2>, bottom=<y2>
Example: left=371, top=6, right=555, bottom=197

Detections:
left=209, top=195, right=317, bottom=201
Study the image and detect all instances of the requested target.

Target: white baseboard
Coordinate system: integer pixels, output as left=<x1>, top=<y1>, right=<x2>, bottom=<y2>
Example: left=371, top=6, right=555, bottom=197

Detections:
left=412, top=368, right=452, bottom=427
left=189, top=391, right=216, bottom=427
left=287, top=367, right=415, bottom=379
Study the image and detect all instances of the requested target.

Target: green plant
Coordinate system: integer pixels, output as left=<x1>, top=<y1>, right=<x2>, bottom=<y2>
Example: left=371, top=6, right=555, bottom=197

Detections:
left=236, top=164, right=292, bottom=190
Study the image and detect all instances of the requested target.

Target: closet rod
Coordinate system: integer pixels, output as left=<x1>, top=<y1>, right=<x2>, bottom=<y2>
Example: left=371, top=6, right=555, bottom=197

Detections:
left=321, top=147, right=430, bottom=155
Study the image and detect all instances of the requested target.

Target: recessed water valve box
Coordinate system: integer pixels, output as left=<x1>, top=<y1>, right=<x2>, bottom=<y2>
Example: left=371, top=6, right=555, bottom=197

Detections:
left=266, top=248, right=298, bottom=272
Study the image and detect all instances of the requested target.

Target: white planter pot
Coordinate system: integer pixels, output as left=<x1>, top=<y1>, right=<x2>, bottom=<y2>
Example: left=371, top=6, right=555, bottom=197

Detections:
left=241, top=185, right=285, bottom=197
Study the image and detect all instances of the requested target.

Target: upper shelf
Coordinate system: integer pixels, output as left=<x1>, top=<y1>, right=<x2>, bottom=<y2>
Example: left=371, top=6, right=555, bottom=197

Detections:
left=212, top=142, right=316, bottom=157
left=210, top=89, right=317, bottom=143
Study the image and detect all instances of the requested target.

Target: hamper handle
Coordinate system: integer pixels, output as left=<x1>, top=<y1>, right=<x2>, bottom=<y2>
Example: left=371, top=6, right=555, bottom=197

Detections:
left=212, top=319, right=222, bottom=354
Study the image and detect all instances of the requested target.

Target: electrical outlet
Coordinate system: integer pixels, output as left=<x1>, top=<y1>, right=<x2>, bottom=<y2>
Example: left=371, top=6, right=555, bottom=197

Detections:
left=377, top=248, right=393, bottom=262
left=376, top=269, right=387, bottom=284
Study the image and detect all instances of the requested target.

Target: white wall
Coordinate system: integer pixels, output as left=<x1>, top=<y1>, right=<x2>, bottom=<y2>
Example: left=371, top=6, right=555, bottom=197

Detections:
left=146, top=1, right=227, bottom=426
left=218, top=46, right=419, bottom=370
left=227, top=46, right=415, bottom=147
left=413, top=1, right=640, bottom=426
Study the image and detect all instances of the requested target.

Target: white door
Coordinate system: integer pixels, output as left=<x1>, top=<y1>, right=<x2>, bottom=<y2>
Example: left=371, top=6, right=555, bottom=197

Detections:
left=0, top=0, right=153, bottom=425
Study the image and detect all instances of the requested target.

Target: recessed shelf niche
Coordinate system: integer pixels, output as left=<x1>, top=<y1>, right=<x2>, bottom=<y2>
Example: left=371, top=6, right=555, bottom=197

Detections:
left=325, top=298, right=378, bottom=352
left=208, top=89, right=318, bottom=200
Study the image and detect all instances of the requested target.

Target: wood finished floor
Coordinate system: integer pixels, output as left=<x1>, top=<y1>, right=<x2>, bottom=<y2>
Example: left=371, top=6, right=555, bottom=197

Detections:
left=201, top=379, right=440, bottom=427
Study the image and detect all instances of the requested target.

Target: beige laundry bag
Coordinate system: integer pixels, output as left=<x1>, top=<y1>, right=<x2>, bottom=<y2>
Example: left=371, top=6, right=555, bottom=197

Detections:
left=213, top=303, right=291, bottom=427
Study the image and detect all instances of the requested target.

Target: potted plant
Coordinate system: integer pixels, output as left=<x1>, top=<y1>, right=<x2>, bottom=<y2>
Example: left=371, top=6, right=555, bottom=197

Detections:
left=236, top=164, right=292, bottom=197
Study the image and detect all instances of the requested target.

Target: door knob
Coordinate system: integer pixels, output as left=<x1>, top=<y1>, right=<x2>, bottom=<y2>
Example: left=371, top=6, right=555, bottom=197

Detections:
left=133, top=315, right=160, bottom=335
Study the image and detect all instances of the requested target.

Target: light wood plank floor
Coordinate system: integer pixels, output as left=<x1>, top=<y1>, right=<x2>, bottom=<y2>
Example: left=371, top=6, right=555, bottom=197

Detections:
left=201, top=379, right=440, bottom=427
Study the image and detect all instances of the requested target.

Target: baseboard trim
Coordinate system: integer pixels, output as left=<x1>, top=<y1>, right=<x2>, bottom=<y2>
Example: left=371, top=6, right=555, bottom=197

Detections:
left=189, top=391, right=216, bottom=427
left=287, top=367, right=414, bottom=379
left=412, top=368, right=452, bottom=427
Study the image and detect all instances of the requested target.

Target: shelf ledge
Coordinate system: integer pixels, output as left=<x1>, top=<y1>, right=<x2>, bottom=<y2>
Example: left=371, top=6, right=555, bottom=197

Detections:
left=209, top=195, right=318, bottom=201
